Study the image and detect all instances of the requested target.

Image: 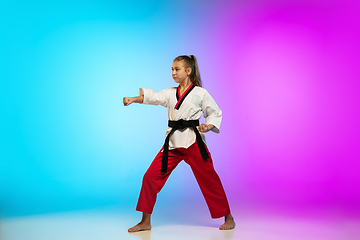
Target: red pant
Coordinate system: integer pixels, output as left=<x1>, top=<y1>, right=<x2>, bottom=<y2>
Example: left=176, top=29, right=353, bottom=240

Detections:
left=136, top=140, right=230, bottom=218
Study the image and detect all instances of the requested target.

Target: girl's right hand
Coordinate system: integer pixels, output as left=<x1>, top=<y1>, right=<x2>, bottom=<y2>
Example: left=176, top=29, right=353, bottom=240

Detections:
left=123, top=97, right=133, bottom=106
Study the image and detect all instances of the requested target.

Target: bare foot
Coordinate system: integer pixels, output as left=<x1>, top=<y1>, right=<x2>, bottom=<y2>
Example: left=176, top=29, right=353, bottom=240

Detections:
left=219, top=213, right=235, bottom=230
left=128, top=222, right=152, bottom=233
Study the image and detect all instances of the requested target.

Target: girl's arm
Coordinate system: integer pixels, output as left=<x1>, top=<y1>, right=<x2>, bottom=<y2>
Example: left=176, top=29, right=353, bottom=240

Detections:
left=124, top=88, right=170, bottom=107
left=123, top=95, right=144, bottom=106
left=201, top=90, right=222, bottom=133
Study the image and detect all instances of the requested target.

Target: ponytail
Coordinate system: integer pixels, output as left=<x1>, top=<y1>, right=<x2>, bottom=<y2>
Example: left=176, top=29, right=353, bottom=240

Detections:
left=174, top=55, right=202, bottom=87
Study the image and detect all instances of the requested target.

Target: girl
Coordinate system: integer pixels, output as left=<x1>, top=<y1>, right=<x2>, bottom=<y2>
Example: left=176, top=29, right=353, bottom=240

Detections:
left=123, top=55, right=235, bottom=232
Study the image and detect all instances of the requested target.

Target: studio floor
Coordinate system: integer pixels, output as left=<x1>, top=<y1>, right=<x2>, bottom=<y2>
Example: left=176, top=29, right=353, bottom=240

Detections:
left=1, top=207, right=358, bottom=240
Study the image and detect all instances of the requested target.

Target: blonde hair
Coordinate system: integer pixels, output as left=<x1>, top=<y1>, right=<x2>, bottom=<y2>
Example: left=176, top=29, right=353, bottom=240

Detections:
left=174, top=55, right=202, bottom=87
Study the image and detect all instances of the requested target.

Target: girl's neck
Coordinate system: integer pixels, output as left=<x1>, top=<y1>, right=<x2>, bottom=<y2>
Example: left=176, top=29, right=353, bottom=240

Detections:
left=179, top=79, right=192, bottom=91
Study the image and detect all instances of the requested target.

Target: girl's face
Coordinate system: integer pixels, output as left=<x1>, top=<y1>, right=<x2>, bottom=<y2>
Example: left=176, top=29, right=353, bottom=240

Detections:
left=172, top=60, right=191, bottom=84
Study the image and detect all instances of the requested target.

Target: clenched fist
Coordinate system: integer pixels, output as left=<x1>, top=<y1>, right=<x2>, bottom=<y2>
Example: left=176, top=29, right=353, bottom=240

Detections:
left=123, top=97, right=133, bottom=106
left=198, top=123, right=214, bottom=133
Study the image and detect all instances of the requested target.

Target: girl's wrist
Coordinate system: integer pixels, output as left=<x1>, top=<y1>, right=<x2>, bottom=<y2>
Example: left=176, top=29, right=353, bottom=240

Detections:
left=131, top=96, right=140, bottom=103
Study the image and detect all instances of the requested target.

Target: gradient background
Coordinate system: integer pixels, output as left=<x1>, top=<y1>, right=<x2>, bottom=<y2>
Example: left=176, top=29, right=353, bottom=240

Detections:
left=1, top=0, right=359, bottom=220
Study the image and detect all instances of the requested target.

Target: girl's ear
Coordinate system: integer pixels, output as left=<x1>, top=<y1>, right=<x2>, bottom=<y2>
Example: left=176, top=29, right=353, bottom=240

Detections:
left=186, top=68, right=192, bottom=75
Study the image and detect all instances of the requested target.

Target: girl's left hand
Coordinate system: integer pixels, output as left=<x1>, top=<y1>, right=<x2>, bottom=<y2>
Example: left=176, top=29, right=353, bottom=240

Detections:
left=198, top=123, right=213, bottom=133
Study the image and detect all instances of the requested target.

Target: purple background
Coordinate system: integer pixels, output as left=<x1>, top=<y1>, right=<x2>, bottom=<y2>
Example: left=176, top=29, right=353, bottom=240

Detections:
left=206, top=0, right=360, bottom=214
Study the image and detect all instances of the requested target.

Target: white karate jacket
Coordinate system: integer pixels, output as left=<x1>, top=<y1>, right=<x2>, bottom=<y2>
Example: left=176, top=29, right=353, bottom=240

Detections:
left=139, top=86, right=222, bottom=150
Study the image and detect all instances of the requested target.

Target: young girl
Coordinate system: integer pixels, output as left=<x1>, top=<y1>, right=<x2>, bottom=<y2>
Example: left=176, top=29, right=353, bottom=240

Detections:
left=123, top=55, right=235, bottom=232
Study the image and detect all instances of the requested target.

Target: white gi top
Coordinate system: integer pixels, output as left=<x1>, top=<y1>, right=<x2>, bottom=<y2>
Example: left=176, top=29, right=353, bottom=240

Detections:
left=139, top=85, right=222, bottom=150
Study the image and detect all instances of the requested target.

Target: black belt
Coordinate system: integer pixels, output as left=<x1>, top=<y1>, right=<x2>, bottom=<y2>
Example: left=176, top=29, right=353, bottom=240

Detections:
left=161, top=119, right=209, bottom=173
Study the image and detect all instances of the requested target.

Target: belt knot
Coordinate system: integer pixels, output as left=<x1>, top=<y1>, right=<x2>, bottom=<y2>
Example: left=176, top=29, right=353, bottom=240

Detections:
left=162, top=119, right=209, bottom=173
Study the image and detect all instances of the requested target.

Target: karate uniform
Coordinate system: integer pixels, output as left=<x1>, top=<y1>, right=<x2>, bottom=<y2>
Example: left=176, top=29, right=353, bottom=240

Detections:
left=135, top=84, right=230, bottom=218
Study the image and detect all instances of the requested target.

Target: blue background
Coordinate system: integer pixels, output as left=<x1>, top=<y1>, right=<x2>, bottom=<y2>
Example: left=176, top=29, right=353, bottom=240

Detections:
left=1, top=0, right=226, bottom=217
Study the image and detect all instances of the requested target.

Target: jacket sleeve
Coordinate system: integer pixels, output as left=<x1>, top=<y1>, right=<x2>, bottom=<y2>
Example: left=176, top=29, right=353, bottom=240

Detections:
left=201, top=90, right=222, bottom=133
left=139, top=88, right=170, bottom=108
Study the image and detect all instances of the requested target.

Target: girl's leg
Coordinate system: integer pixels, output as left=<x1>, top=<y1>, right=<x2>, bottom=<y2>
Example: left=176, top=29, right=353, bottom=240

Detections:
left=136, top=147, right=183, bottom=214
left=183, top=140, right=235, bottom=229
left=129, top=147, right=183, bottom=232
